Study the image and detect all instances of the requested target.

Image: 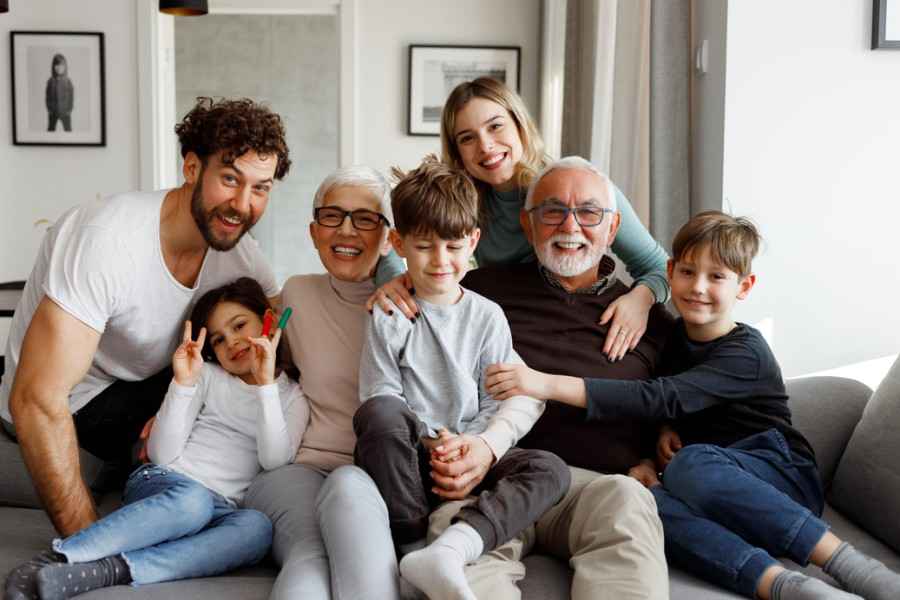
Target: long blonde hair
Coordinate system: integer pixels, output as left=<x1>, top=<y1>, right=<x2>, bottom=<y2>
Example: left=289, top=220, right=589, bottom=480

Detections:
left=440, top=78, right=550, bottom=206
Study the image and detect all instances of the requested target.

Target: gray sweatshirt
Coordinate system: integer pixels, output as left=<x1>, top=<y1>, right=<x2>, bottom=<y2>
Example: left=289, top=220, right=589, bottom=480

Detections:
left=359, top=288, right=529, bottom=439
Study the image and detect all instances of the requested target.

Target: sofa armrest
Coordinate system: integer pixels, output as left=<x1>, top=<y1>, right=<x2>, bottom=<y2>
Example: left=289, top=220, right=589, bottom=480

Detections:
left=786, top=376, right=871, bottom=490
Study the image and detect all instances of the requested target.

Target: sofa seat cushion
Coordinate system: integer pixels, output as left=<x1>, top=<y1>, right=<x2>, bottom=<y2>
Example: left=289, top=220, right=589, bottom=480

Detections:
left=830, top=354, right=900, bottom=553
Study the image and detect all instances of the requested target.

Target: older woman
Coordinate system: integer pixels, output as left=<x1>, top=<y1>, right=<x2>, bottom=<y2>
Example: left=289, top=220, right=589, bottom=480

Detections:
left=250, top=166, right=544, bottom=600
left=244, top=166, right=399, bottom=600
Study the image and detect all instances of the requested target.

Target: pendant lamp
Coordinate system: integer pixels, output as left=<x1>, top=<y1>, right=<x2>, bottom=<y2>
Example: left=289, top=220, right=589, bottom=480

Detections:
left=159, top=0, right=208, bottom=16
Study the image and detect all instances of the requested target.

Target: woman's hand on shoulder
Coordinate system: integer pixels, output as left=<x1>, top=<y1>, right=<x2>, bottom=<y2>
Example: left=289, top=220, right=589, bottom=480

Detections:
left=598, top=284, right=656, bottom=361
left=365, top=272, right=418, bottom=320
left=172, top=320, right=206, bottom=387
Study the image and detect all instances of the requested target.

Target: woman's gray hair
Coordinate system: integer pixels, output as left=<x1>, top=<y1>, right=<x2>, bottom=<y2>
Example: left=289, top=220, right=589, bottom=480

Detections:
left=524, top=156, right=618, bottom=212
left=312, top=165, right=392, bottom=219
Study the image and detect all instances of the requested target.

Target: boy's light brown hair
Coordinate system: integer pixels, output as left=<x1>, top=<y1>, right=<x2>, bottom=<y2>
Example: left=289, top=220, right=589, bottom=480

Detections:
left=390, top=155, right=479, bottom=239
left=672, top=211, right=761, bottom=277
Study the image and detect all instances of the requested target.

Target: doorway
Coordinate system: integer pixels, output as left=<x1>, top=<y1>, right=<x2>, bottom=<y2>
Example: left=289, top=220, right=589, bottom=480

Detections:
left=175, top=13, right=338, bottom=281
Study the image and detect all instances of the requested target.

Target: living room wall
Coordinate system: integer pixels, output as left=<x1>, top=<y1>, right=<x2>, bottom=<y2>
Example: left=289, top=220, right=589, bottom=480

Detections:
left=0, top=0, right=141, bottom=283
left=721, top=0, right=900, bottom=376
left=356, top=0, right=541, bottom=175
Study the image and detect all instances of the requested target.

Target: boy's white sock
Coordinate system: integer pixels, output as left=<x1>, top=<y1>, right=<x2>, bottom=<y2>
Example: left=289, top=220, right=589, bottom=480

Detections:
left=398, top=522, right=483, bottom=600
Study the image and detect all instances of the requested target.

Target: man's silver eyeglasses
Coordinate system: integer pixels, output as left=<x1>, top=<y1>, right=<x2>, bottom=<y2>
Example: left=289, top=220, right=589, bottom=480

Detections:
left=314, top=207, right=390, bottom=231
left=527, top=205, right=615, bottom=227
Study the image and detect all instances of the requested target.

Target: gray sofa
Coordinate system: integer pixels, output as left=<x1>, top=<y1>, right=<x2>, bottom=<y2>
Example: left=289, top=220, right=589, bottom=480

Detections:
left=3, top=369, right=900, bottom=599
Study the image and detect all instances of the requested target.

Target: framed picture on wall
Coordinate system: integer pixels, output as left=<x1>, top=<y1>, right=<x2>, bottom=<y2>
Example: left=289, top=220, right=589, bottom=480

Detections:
left=10, top=31, right=107, bottom=146
left=872, top=0, right=900, bottom=49
left=407, top=44, right=521, bottom=136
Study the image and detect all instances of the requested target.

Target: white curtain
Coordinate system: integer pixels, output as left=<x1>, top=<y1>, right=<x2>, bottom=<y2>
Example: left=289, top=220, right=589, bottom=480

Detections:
left=561, top=0, right=690, bottom=252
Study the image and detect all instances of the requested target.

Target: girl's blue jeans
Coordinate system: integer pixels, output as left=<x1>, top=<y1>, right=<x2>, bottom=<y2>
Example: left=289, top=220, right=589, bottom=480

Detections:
left=52, top=464, right=272, bottom=585
left=651, top=428, right=828, bottom=599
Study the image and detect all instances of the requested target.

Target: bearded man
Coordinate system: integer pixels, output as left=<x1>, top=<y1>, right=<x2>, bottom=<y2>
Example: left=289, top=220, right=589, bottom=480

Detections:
left=0, top=97, right=290, bottom=536
left=431, top=157, right=674, bottom=600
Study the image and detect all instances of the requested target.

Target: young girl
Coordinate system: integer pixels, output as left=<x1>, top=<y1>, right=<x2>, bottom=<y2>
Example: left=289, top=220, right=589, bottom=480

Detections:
left=371, top=77, right=669, bottom=362
left=7, top=277, right=307, bottom=600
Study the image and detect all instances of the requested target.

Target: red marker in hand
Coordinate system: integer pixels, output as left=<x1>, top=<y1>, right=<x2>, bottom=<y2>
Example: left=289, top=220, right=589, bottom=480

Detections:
left=261, top=309, right=275, bottom=337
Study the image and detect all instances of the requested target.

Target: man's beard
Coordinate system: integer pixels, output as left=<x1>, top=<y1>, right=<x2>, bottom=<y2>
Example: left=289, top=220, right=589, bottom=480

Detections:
left=534, top=232, right=606, bottom=278
left=190, top=177, right=253, bottom=252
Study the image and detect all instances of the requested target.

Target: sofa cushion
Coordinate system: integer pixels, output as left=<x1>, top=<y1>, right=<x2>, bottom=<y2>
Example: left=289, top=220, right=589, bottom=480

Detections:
left=830, top=355, right=900, bottom=553
left=785, top=376, right=871, bottom=488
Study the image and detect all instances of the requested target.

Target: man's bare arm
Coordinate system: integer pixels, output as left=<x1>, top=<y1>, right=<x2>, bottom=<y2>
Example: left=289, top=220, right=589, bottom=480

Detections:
left=9, top=297, right=101, bottom=536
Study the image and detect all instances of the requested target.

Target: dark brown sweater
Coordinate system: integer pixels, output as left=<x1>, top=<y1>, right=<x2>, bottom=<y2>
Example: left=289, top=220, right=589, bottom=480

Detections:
left=462, top=260, right=674, bottom=474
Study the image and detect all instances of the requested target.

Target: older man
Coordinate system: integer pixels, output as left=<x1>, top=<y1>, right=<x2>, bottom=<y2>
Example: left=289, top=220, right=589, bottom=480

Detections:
left=430, top=157, right=673, bottom=600
left=0, top=98, right=289, bottom=537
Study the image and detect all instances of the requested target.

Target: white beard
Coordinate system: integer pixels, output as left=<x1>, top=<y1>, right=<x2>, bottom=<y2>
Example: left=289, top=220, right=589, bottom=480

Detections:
left=534, top=232, right=606, bottom=278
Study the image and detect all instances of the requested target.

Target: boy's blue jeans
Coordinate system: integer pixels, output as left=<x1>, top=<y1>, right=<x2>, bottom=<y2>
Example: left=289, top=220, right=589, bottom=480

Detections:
left=651, top=429, right=828, bottom=599
left=52, top=464, right=272, bottom=585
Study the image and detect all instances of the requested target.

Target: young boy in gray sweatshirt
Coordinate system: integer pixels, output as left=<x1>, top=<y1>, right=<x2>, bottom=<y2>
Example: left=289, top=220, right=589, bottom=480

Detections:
left=354, top=156, right=569, bottom=600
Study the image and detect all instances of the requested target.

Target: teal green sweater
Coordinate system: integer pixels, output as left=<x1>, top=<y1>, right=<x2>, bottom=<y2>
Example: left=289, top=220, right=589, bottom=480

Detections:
left=376, top=185, right=670, bottom=303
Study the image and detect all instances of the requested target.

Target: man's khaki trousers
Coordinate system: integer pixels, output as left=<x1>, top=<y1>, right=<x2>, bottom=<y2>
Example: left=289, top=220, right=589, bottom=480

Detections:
left=428, top=467, right=669, bottom=600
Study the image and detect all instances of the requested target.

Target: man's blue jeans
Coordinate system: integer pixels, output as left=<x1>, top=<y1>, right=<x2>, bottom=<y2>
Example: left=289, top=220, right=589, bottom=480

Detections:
left=52, top=465, right=272, bottom=585
left=651, top=429, right=828, bottom=599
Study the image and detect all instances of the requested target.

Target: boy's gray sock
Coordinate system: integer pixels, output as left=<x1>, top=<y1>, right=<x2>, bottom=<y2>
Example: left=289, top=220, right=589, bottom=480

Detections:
left=770, top=570, right=863, bottom=600
left=823, top=542, right=900, bottom=600
left=3, top=551, right=66, bottom=600
left=36, top=555, right=131, bottom=600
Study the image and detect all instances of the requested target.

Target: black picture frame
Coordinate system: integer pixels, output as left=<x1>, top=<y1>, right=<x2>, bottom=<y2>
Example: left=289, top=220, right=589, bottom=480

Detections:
left=10, top=31, right=107, bottom=146
left=407, top=44, right=521, bottom=137
left=872, top=0, right=900, bottom=49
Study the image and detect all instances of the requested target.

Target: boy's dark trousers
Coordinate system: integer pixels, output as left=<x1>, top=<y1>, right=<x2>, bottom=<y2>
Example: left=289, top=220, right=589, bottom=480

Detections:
left=353, top=395, right=571, bottom=551
left=651, top=428, right=827, bottom=598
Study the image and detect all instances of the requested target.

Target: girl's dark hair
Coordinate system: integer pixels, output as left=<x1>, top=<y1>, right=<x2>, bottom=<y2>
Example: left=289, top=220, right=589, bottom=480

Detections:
left=189, top=277, right=299, bottom=380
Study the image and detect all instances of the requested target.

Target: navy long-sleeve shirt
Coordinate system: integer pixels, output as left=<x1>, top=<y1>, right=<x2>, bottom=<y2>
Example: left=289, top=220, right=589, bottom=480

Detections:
left=584, top=321, right=815, bottom=462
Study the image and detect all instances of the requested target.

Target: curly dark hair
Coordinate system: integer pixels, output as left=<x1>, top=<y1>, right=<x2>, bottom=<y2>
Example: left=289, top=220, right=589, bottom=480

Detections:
left=175, top=97, right=291, bottom=180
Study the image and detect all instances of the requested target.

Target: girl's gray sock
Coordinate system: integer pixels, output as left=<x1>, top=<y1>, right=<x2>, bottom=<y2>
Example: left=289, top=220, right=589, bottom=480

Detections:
left=36, top=555, right=131, bottom=600
left=3, top=551, right=65, bottom=600
left=824, top=542, right=900, bottom=600
left=770, top=570, right=863, bottom=600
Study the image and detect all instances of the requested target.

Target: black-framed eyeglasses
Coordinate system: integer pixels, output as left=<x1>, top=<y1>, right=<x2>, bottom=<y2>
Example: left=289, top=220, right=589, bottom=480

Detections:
left=527, top=205, right=615, bottom=227
left=314, top=207, right=390, bottom=231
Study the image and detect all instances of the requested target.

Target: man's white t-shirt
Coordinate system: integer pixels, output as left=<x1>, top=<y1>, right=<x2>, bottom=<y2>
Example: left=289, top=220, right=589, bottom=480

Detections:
left=0, top=190, right=278, bottom=421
